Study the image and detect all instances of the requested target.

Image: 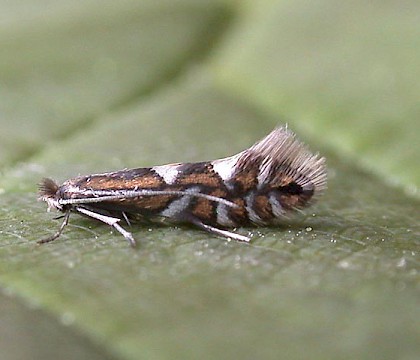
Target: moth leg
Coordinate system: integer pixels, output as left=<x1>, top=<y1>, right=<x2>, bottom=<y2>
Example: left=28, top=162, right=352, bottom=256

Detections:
left=76, top=207, right=137, bottom=247
left=122, top=211, right=131, bottom=227
left=38, top=211, right=70, bottom=244
left=188, top=217, right=251, bottom=243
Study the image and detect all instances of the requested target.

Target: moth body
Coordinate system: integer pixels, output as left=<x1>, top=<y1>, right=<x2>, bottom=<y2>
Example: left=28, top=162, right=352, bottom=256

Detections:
left=38, top=127, right=327, bottom=246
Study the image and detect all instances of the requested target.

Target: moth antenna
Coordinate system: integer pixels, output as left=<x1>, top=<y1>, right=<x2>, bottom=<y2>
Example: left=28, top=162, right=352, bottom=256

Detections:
left=58, top=189, right=239, bottom=208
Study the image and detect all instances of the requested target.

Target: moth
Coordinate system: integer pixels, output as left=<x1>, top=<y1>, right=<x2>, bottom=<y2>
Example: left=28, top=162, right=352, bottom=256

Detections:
left=39, top=127, right=327, bottom=247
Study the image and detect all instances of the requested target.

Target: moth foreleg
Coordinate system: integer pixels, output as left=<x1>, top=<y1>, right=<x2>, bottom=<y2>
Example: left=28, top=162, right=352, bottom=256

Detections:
left=187, top=217, right=251, bottom=243
left=76, top=207, right=137, bottom=247
left=38, top=210, right=71, bottom=244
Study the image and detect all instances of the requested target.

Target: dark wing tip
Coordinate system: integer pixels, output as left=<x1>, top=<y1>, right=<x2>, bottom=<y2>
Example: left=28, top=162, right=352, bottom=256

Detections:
left=38, top=178, right=59, bottom=199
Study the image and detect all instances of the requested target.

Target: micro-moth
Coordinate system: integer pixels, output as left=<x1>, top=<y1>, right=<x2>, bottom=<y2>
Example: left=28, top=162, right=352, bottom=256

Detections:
left=39, top=127, right=327, bottom=247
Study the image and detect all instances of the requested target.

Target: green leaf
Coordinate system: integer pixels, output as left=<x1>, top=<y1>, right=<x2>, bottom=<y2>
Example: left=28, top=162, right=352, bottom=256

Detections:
left=0, top=0, right=230, bottom=165
left=0, top=1, right=419, bottom=360
left=212, top=0, right=420, bottom=196
left=0, top=292, right=116, bottom=360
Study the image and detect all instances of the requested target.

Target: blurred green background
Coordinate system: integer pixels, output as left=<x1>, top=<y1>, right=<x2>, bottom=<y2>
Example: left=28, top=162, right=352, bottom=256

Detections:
left=0, top=1, right=418, bottom=359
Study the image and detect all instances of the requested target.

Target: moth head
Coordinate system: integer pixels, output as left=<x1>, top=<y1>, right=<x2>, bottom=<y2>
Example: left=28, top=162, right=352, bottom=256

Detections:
left=38, top=178, right=63, bottom=211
